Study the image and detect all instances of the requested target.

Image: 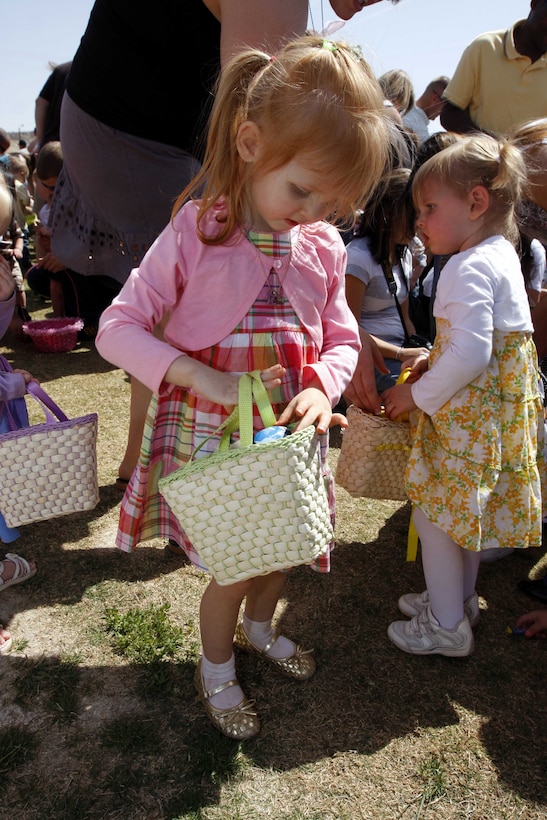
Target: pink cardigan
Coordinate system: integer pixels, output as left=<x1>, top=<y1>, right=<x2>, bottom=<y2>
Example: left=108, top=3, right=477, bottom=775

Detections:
left=96, top=201, right=360, bottom=404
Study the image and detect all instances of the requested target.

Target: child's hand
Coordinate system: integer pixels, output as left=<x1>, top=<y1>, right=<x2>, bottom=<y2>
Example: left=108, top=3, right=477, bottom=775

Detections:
left=0, top=257, right=15, bottom=300
left=381, top=383, right=417, bottom=420
left=259, top=364, right=286, bottom=391
left=178, top=360, right=285, bottom=409
left=13, top=370, right=38, bottom=385
left=403, top=352, right=430, bottom=381
left=38, top=253, right=66, bottom=274
left=14, top=370, right=38, bottom=386
left=515, top=610, right=547, bottom=638
left=277, top=387, right=333, bottom=434
left=344, top=332, right=386, bottom=414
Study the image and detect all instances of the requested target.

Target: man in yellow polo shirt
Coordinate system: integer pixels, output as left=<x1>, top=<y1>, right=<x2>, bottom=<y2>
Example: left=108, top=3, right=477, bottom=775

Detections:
left=440, top=0, right=547, bottom=136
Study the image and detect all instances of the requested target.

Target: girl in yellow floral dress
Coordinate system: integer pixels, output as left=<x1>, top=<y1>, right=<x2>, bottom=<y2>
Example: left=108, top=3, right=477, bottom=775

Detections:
left=382, top=134, right=544, bottom=657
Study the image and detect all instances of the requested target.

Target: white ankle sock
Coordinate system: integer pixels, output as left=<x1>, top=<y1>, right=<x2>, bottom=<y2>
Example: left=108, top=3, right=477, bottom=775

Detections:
left=242, top=613, right=294, bottom=659
left=201, top=653, right=243, bottom=710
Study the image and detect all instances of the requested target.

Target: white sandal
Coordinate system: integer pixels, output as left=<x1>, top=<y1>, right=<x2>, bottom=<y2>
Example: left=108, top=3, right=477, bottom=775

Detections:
left=0, top=626, right=12, bottom=654
left=0, top=553, right=37, bottom=592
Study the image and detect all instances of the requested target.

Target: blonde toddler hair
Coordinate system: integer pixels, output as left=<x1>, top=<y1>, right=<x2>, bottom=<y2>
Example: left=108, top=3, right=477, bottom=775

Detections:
left=412, top=134, right=526, bottom=244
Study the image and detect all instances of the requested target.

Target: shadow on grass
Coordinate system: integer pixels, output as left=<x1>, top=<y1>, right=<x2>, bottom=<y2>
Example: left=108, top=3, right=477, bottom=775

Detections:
left=0, top=657, right=233, bottom=818
left=0, top=486, right=186, bottom=614
left=3, top=331, right=119, bottom=382
left=1, top=504, right=546, bottom=818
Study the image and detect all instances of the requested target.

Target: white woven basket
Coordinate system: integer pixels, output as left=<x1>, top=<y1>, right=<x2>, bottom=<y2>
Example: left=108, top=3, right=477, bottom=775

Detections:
left=0, top=384, right=98, bottom=527
left=336, top=406, right=411, bottom=501
left=158, top=373, right=333, bottom=585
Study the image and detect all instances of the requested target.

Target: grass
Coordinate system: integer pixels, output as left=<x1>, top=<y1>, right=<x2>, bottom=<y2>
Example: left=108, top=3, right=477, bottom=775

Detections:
left=0, top=287, right=546, bottom=818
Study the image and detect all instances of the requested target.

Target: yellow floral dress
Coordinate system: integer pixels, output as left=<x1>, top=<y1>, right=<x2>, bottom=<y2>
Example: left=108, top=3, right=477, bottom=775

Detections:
left=406, top=319, right=545, bottom=551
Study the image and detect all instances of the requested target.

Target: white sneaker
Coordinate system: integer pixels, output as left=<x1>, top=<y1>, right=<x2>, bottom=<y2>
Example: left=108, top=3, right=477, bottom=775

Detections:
left=398, top=590, right=480, bottom=628
left=388, top=606, right=475, bottom=657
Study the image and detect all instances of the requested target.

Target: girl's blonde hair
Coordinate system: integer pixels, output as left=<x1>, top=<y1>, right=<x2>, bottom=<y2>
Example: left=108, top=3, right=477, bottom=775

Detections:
left=508, top=118, right=547, bottom=203
left=412, top=134, right=526, bottom=244
left=509, top=118, right=547, bottom=154
left=378, top=69, right=415, bottom=116
left=174, top=35, right=391, bottom=244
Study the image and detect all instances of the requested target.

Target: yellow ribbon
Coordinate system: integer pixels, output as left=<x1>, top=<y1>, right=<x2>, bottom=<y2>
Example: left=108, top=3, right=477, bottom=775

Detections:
left=374, top=442, right=410, bottom=452
left=406, top=505, right=419, bottom=562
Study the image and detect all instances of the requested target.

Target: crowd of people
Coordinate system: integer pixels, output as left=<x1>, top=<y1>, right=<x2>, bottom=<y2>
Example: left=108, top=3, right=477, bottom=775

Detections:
left=1, top=0, right=547, bottom=740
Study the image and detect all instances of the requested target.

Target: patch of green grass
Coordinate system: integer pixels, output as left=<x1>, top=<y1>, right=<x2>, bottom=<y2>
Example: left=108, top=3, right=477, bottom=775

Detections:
left=11, top=637, right=29, bottom=652
left=14, top=655, right=81, bottom=722
left=103, top=602, right=197, bottom=695
left=418, top=754, right=446, bottom=805
left=103, top=602, right=188, bottom=665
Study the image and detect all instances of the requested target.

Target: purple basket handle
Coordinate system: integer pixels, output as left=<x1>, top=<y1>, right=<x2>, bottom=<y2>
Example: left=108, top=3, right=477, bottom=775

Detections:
left=26, top=381, right=69, bottom=423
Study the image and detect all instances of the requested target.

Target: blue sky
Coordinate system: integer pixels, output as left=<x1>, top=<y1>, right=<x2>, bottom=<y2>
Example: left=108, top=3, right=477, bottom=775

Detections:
left=2, top=0, right=533, bottom=134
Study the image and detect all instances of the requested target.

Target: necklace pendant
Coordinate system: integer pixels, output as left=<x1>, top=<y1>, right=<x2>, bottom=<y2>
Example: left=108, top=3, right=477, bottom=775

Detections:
left=268, top=287, right=285, bottom=305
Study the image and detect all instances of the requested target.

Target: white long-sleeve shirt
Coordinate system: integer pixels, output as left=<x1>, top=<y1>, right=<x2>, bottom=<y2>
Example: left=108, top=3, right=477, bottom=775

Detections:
left=412, top=235, right=533, bottom=417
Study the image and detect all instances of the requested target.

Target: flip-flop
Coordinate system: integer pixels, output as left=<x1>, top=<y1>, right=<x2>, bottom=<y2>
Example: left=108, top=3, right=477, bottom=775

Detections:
left=0, top=627, right=12, bottom=655
left=0, top=553, right=37, bottom=593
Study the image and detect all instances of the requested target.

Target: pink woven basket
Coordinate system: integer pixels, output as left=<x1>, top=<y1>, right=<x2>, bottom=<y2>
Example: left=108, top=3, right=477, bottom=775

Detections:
left=22, top=317, right=84, bottom=353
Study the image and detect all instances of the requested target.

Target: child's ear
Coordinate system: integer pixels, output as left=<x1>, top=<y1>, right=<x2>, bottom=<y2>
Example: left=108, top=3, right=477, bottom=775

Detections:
left=236, top=121, right=263, bottom=163
left=468, top=185, right=490, bottom=220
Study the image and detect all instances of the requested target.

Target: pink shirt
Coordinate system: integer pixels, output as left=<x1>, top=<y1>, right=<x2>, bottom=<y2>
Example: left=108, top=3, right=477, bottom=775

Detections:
left=96, top=201, right=360, bottom=404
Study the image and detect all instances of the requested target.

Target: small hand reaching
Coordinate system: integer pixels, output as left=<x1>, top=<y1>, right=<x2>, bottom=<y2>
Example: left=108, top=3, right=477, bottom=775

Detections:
left=381, top=382, right=417, bottom=421
left=515, top=609, right=547, bottom=638
left=277, top=386, right=334, bottom=434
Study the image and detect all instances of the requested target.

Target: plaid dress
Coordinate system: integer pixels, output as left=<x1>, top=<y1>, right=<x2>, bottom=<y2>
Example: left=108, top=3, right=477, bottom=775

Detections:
left=116, top=231, right=335, bottom=572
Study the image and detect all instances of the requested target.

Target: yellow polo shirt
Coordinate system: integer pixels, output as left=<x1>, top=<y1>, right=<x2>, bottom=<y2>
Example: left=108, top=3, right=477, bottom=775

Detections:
left=443, top=21, right=547, bottom=136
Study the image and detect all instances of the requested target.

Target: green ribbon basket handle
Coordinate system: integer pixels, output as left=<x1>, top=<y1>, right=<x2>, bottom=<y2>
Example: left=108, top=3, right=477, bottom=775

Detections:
left=218, top=370, right=277, bottom=451
left=184, top=371, right=278, bottom=462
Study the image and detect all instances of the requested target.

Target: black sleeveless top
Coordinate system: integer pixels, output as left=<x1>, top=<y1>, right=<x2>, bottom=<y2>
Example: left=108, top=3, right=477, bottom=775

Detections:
left=67, top=0, right=221, bottom=157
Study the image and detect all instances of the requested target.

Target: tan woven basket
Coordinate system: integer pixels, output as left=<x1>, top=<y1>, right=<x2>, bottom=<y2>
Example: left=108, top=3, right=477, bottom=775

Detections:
left=336, top=406, right=411, bottom=501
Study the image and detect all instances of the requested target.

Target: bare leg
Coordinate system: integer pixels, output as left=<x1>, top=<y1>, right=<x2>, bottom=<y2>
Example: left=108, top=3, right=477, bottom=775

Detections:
left=117, top=376, right=152, bottom=482
left=50, top=279, right=64, bottom=317
left=199, top=577, right=253, bottom=709
left=244, top=571, right=287, bottom=622
left=118, top=317, right=168, bottom=482
left=200, top=577, right=253, bottom=664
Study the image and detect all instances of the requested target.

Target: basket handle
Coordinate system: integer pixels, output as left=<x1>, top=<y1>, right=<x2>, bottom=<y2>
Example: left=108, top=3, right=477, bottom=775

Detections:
left=186, top=371, right=277, bottom=461
left=26, top=381, right=69, bottom=424
left=219, top=371, right=276, bottom=451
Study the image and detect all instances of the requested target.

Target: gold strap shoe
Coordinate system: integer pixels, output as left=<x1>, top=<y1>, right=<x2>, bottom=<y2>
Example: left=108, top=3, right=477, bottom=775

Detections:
left=234, top=623, right=316, bottom=680
left=193, top=659, right=260, bottom=740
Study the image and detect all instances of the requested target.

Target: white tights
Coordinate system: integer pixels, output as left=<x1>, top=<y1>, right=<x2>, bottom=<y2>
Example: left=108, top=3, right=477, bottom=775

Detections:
left=413, top=506, right=481, bottom=629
